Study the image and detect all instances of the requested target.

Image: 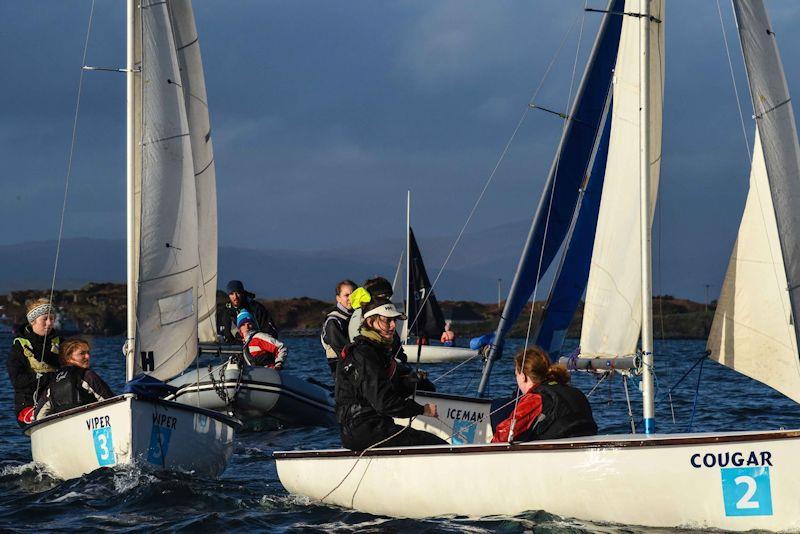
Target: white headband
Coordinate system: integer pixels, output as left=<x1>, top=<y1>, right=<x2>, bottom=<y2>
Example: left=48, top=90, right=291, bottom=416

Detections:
left=27, top=303, right=54, bottom=324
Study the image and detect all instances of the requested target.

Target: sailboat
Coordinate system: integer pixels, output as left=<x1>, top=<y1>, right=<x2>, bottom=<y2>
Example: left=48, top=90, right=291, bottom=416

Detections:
left=399, top=193, right=478, bottom=363
left=275, top=1, right=800, bottom=529
left=157, top=8, right=336, bottom=429
left=25, top=0, right=239, bottom=480
left=394, top=0, right=630, bottom=446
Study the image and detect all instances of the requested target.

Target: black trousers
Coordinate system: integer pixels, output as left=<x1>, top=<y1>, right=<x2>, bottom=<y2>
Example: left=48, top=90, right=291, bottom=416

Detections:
left=341, top=417, right=447, bottom=450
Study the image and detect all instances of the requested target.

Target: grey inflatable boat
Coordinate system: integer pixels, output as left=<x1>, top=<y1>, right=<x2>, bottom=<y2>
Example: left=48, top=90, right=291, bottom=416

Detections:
left=168, top=344, right=336, bottom=429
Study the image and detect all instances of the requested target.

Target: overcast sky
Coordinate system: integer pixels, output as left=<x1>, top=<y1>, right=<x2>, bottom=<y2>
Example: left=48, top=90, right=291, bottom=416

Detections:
left=2, top=1, right=800, bottom=299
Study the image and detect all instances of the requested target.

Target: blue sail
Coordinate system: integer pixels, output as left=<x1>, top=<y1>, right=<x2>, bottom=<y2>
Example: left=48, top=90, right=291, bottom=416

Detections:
left=534, top=96, right=612, bottom=360
left=477, top=0, right=623, bottom=395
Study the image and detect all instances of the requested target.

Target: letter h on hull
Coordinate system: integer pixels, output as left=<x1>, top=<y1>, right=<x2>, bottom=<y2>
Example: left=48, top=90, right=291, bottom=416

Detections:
left=140, top=351, right=154, bottom=372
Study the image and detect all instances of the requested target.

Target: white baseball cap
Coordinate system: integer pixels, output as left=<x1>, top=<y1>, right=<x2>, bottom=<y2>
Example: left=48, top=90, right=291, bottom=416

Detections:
left=363, top=302, right=407, bottom=320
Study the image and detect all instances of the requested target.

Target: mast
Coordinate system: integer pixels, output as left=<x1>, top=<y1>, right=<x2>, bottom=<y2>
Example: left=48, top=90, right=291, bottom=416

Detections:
left=639, top=0, right=655, bottom=434
left=402, top=190, right=411, bottom=343
left=125, top=0, right=136, bottom=381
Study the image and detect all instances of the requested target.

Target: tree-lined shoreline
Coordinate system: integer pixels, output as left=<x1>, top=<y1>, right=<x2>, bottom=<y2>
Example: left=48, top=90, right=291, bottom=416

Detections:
left=0, top=283, right=716, bottom=339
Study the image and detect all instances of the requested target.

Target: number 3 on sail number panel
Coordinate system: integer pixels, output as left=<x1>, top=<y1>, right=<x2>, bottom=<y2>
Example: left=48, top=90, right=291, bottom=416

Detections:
left=720, top=467, right=773, bottom=516
left=92, top=427, right=116, bottom=467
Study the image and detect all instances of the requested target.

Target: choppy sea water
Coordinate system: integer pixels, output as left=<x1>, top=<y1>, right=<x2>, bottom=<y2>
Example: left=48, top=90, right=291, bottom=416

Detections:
left=2, top=333, right=799, bottom=532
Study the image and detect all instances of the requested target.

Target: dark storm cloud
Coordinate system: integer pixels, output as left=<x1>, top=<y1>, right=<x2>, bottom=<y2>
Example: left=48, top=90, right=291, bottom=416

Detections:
left=2, top=1, right=800, bottom=299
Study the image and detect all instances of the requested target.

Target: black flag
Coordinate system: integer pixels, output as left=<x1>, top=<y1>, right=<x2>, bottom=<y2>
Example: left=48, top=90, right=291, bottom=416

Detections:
left=408, top=228, right=446, bottom=339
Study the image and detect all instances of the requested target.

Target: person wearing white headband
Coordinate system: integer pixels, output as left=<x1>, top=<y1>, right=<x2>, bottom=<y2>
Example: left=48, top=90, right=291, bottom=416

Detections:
left=335, top=297, right=446, bottom=450
left=7, top=298, right=61, bottom=426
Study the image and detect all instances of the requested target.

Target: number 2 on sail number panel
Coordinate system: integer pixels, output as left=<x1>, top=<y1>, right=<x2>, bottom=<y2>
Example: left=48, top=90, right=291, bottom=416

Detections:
left=92, top=427, right=116, bottom=467
left=720, top=467, right=773, bottom=516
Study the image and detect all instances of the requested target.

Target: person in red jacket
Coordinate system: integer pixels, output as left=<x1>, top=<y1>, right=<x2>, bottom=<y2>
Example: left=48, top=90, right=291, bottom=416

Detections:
left=440, top=321, right=455, bottom=346
left=492, top=346, right=597, bottom=443
left=237, top=310, right=286, bottom=369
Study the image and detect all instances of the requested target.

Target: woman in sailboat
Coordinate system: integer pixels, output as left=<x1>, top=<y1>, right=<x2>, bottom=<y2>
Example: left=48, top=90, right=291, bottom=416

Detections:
left=6, top=298, right=61, bottom=426
left=34, top=338, right=114, bottom=419
left=336, top=298, right=446, bottom=450
left=348, top=277, right=407, bottom=362
left=491, top=347, right=597, bottom=443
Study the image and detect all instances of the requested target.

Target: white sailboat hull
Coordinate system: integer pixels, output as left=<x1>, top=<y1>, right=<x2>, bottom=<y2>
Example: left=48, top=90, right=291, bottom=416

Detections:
left=276, top=429, right=800, bottom=531
left=27, top=394, right=238, bottom=480
left=401, top=344, right=478, bottom=363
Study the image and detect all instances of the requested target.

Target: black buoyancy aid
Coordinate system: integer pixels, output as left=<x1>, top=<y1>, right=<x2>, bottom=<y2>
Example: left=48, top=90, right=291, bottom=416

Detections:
left=49, top=367, right=96, bottom=415
left=516, top=381, right=598, bottom=441
left=321, top=307, right=351, bottom=359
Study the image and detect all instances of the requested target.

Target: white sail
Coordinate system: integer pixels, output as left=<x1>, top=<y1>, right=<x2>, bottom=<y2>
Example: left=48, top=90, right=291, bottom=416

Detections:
left=579, top=0, right=664, bottom=358
left=708, top=133, right=800, bottom=402
left=133, top=0, right=200, bottom=380
left=168, top=0, right=218, bottom=343
left=707, top=0, right=800, bottom=402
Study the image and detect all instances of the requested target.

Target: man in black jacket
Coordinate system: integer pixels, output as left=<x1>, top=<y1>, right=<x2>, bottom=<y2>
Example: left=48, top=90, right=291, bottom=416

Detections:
left=217, top=280, right=278, bottom=342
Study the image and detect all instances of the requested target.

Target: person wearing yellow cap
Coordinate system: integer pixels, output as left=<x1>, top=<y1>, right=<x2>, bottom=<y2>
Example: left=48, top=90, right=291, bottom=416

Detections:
left=335, top=297, right=446, bottom=450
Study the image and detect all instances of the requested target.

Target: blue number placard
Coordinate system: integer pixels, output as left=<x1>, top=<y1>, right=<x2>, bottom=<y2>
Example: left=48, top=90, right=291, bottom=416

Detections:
left=451, top=419, right=477, bottom=445
left=147, top=425, right=172, bottom=465
left=721, top=466, right=773, bottom=516
left=92, top=427, right=116, bottom=467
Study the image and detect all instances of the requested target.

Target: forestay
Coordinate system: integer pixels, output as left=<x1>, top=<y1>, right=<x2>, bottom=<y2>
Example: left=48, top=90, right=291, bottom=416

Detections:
left=133, top=0, right=201, bottom=380
left=579, top=0, right=664, bottom=359
left=168, top=0, right=218, bottom=344
left=477, top=0, right=624, bottom=390
left=707, top=0, right=800, bottom=403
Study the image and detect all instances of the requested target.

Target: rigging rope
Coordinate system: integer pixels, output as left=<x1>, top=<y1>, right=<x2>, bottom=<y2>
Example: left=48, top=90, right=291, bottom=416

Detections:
left=403, top=10, right=585, bottom=365
left=34, top=0, right=97, bottom=402
left=509, top=4, right=587, bottom=441
left=716, top=0, right=752, bottom=164
left=318, top=417, right=418, bottom=504
left=623, top=374, right=636, bottom=433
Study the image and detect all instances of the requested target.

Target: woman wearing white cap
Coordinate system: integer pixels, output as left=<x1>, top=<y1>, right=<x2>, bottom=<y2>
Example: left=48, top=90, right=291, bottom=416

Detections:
left=335, top=297, right=447, bottom=450
left=6, top=298, right=62, bottom=426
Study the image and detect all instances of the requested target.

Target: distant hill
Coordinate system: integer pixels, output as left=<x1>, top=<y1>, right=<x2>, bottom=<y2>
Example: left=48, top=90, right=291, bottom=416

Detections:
left=0, top=221, right=531, bottom=302
left=0, top=216, right=724, bottom=302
